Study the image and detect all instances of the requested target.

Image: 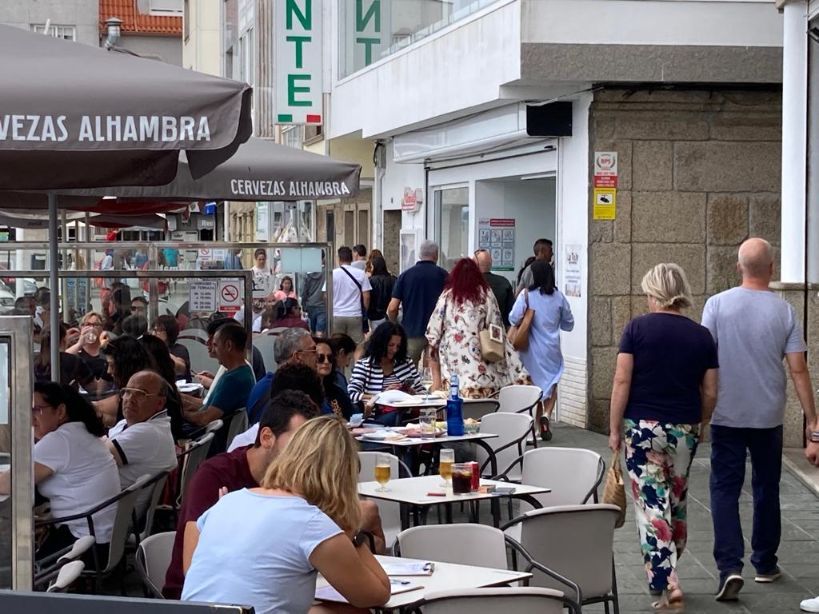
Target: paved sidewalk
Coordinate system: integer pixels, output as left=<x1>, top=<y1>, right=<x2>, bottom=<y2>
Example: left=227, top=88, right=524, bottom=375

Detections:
left=553, top=422, right=819, bottom=613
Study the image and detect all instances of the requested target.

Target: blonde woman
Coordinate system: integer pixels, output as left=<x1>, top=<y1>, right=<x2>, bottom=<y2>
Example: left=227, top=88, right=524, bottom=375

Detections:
left=182, top=416, right=390, bottom=614
left=609, top=263, right=718, bottom=610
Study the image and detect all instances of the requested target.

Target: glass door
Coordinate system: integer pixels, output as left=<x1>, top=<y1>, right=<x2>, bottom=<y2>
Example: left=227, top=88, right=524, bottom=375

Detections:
left=433, top=186, right=469, bottom=270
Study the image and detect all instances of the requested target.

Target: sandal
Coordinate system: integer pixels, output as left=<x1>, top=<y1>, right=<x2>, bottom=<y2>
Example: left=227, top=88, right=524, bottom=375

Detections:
left=651, top=585, right=684, bottom=610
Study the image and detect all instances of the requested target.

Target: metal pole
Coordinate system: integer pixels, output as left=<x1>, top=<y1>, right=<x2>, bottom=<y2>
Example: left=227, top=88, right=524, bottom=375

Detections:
left=47, top=193, right=60, bottom=382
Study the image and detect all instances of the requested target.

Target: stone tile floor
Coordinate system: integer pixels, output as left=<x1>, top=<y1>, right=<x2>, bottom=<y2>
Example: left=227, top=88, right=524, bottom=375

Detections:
left=553, top=422, right=819, bottom=613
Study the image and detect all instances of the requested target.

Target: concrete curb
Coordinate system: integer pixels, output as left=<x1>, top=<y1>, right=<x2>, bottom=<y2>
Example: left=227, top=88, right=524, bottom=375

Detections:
left=783, top=447, right=819, bottom=498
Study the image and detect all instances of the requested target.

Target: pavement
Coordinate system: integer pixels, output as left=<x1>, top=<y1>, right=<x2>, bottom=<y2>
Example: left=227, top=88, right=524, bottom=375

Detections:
left=552, top=422, right=819, bottom=614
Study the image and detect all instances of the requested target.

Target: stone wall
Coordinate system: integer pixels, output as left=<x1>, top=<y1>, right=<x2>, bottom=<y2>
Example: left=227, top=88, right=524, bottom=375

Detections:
left=587, top=88, right=782, bottom=434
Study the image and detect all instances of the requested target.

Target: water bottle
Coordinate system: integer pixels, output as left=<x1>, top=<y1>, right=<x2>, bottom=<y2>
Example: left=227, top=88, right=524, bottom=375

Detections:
left=446, top=374, right=464, bottom=436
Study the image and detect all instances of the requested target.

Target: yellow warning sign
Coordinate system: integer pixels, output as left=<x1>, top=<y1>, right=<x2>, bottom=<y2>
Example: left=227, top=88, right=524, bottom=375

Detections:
left=593, top=187, right=617, bottom=220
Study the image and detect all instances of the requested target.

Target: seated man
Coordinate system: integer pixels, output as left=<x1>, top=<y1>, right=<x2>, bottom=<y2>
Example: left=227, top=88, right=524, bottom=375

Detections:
left=163, top=390, right=386, bottom=600
left=194, top=318, right=265, bottom=392
left=246, top=328, right=317, bottom=423
left=106, top=370, right=177, bottom=515
left=182, top=323, right=255, bottom=452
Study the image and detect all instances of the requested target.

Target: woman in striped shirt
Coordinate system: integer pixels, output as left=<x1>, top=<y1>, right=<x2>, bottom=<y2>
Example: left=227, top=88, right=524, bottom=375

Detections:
left=348, top=322, right=426, bottom=426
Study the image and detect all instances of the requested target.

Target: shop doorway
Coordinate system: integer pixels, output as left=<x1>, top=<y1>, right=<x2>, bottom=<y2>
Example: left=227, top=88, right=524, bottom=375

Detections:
left=475, top=176, right=556, bottom=284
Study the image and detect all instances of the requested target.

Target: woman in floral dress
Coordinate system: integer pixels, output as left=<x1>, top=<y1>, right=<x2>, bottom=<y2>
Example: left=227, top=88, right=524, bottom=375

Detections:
left=426, top=258, right=525, bottom=398
left=608, top=263, right=718, bottom=609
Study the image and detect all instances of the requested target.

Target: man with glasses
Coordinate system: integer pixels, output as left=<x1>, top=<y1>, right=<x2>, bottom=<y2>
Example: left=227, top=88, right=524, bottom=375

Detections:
left=245, top=328, right=317, bottom=424
left=106, top=370, right=177, bottom=513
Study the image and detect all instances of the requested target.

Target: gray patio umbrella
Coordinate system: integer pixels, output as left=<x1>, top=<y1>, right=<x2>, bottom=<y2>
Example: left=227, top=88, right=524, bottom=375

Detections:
left=64, top=137, right=362, bottom=200
left=0, top=24, right=253, bottom=378
left=0, top=24, right=253, bottom=189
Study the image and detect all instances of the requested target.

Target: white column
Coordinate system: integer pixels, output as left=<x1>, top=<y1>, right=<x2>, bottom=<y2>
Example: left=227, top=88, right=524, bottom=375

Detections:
left=781, top=0, right=809, bottom=282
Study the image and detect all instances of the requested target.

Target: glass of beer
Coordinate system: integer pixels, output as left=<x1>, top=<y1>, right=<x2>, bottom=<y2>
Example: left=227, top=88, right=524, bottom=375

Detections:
left=374, top=453, right=391, bottom=492
left=439, top=448, right=454, bottom=487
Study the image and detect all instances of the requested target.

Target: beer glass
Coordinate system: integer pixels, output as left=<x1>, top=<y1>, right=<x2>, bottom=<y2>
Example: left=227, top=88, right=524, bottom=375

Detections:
left=374, top=453, right=391, bottom=492
left=439, top=448, right=454, bottom=487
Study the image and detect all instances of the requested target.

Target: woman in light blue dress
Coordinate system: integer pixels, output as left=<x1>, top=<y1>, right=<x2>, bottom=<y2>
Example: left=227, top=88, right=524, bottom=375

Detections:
left=509, top=260, right=574, bottom=437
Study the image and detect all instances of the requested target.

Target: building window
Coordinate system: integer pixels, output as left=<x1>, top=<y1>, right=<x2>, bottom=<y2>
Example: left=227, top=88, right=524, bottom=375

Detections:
left=281, top=125, right=302, bottom=149
left=239, top=27, right=254, bottom=85
left=338, top=0, right=499, bottom=79
left=149, top=0, right=183, bottom=14
left=31, top=24, right=77, bottom=41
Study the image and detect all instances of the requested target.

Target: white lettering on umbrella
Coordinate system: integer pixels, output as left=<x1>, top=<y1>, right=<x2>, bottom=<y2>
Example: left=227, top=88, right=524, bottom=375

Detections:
left=122, top=116, right=137, bottom=141
left=196, top=117, right=210, bottom=141
left=139, top=116, right=160, bottom=141
left=0, top=114, right=67, bottom=142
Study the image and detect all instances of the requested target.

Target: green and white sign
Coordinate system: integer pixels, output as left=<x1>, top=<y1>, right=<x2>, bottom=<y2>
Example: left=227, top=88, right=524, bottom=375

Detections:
left=341, top=0, right=391, bottom=76
left=275, top=0, right=322, bottom=125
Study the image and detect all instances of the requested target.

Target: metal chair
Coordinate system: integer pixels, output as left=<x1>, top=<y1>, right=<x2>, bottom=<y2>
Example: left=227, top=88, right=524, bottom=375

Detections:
left=496, top=384, right=543, bottom=445
left=35, top=474, right=152, bottom=593
left=420, top=587, right=580, bottom=614
left=133, top=470, right=171, bottom=543
left=177, top=432, right=215, bottom=506
left=177, top=337, right=218, bottom=374
left=474, top=412, right=532, bottom=480
left=497, top=447, right=604, bottom=536
left=395, top=524, right=508, bottom=570
left=33, top=535, right=95, bottom=591
left=358, top=451, right=412, bottom=549
left=224, top=409, right=249, bottom=452
left=253, top=334, right=278, bottom=374
left=177, top=328, right=209, bottom=343
left=502, top=504, right=622, bottom=614
left=461, top=399, right=499, bottom=422
left=45, top=561, right=85, bottom=593
left=135, top=531, right=175, bottom=598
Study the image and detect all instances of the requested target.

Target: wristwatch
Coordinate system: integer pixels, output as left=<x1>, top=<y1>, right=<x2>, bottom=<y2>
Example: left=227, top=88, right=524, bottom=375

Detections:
left=352, top=531, right=375, bottom=551
left=809, top=431, right=819, bottom=443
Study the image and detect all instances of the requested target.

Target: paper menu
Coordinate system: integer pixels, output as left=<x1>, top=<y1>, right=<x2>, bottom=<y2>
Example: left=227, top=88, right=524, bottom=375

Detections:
left=381, top=561, right=435, bottom=576
left=315, top=580, right=423, bottom=603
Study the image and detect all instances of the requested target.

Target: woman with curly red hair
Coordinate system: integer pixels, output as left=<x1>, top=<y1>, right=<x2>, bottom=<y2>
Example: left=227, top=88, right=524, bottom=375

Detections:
left=425, top=258, right=526, bottom=398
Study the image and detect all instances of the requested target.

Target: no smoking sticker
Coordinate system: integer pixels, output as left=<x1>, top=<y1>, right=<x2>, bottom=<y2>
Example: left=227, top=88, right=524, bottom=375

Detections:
left=218, top=280, right=243, bottom=314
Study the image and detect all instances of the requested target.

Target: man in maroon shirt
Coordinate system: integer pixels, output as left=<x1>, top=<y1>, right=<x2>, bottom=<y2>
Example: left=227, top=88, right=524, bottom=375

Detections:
left=163, top=390, right=386, bottom=599
left=163, top=390, right=319, bottom=599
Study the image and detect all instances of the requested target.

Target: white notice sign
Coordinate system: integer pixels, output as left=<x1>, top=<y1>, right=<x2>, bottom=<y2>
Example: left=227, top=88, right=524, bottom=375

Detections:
left=189, top=281, right=217, bottom=312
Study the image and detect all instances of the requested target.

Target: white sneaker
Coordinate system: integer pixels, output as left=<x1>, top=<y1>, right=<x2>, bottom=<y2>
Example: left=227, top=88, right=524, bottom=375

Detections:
left=800, top=596, right=819, bottom=612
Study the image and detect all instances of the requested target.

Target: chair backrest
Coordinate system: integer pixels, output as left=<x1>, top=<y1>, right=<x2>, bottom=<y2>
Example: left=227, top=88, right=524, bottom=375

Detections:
left=178, top=432, right=214, bottom=504
left=46, top=560, right=85, bottom=593
left=421, top=587, right=573, bottom=614
left=253, top=335, right=278, bottom=374
left=498, top=385, right=542, bottom=414
left=135, top=531, right=176, bottom=599
left=103, top=474, right=152, bottom=574
left=513, top=504, right=620, bottom=601
left=396, top=524, right=508, bottom=570
left=204, top=418, right=224, bottom=434
left=225, top=410, right=249, bottom=451
left=177, top=338, right=218, bottom=374
left=177, top=328, right=209, bottom=343
left=136, top=471, right=170, bottom=542
left=461, top=399, right=499, bottom=422
left=358, top=451, right=408, bottom=548
left=519, top=448, right=603, bottom=512
left=476, top=413, right=533, bottom=479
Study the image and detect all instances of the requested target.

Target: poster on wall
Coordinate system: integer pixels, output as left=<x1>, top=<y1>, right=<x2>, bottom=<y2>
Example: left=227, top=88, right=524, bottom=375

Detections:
left=564, top=244, right=582, bottom=298
left=478, top=218, right=516, bottom=271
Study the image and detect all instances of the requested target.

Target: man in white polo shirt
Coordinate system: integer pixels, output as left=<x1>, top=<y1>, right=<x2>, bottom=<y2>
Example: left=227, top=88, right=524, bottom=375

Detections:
left=106, top=370, right=177, bottom=515
left=332, top=246, right=371, bottom=344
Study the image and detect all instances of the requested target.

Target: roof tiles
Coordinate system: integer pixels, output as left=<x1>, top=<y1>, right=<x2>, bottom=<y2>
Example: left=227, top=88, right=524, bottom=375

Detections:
left=99, top=0, right=182, bottom=36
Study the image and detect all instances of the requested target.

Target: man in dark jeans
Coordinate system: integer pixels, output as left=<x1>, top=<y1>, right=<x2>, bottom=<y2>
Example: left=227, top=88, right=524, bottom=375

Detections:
left=701, top=238, right=817, bottom=601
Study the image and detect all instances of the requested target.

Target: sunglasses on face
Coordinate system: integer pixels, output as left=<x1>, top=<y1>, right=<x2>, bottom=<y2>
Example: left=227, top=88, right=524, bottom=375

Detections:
left=316, top=353, right=333, bottom=364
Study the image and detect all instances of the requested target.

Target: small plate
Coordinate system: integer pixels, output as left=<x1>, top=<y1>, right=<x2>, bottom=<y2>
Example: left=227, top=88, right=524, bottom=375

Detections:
left=177, top=382, right=204, bottom=394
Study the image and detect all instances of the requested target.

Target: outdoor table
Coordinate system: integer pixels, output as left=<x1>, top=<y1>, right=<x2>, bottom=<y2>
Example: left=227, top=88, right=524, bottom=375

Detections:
left=315, top=554, right=532, bottom=611
left=356, top=431, right=500, bottom=477
left=358, top=475, right=550, bottom=529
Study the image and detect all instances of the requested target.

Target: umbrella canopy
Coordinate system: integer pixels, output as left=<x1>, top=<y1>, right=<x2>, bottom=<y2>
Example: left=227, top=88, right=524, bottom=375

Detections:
left=0, top=24, right=253, bottom=189
left=63, top=137, right=361, bottom=201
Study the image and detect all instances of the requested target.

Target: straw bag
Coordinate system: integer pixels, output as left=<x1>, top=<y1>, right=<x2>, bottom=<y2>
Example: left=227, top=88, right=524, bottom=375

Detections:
left=603, top=452, right=627, bottom=528
left=479, top=323, right=504, bottom=363
left=508, top=290, right=533, bottom=351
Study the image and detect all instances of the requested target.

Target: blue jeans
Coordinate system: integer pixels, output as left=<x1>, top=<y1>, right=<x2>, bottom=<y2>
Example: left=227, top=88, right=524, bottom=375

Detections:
left=308, top=308, right=327, bottom=335
left=710, top=424, right=783, bottom=577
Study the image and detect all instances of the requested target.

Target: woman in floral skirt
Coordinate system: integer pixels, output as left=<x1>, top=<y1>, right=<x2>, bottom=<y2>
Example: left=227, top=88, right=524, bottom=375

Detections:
left=608, top=263, right=718, bottom=609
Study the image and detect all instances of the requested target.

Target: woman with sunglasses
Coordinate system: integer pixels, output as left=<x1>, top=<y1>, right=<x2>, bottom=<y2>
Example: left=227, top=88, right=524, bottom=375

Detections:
left=315, top=338, right=355, bottom=419
left=0, top=382, right=120, bottom=565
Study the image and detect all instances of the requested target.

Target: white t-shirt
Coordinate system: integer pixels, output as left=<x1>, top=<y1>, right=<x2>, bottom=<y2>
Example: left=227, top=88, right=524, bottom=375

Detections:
left=351, top=260, right=366, bottom=271
left=182, top=489, right=343, bottom=614
left=108, top=410, right=178, bottom=514
left=227, top=423, right=259, bottom=452
left=332, top=265, right=372, bottom=317
left=33, top=422, right=121, bottom=542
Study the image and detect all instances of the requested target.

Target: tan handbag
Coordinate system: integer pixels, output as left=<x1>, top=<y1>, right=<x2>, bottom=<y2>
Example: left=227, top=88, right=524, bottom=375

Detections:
left=508, top=290, right=534, bottom=351
left=479, top=323, right=505, bottom=363
left=603, top=452, right=627, bottom=528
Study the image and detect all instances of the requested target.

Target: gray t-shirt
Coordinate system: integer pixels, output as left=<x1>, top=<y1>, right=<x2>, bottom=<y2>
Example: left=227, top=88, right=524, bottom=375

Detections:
left=701, top=287, right=806, bottom=428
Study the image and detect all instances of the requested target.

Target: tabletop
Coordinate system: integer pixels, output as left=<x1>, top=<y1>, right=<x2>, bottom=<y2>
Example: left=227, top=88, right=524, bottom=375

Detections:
left=315, top=554, right=532, bottom=610
left=358, top=475, right=550, bottom=506
left=356, top=431, right=498, bottom=447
